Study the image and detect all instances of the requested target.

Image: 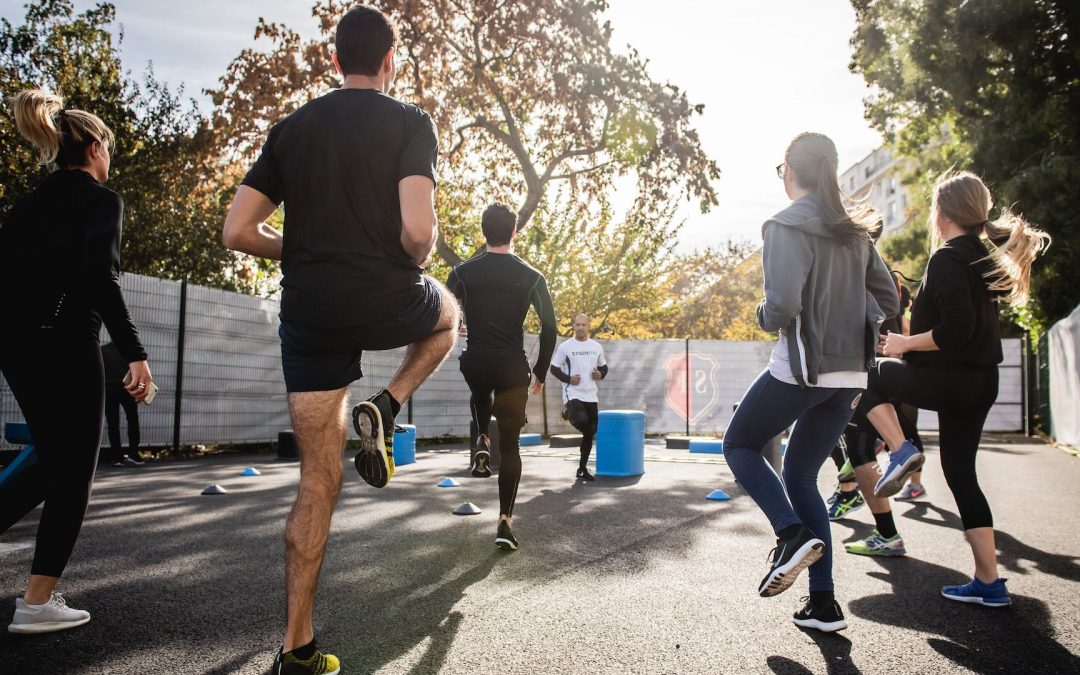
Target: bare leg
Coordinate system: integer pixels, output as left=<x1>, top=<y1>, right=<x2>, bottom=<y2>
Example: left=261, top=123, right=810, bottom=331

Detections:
left=386, top=281, right=459, bottom=404
left=909, top=471, right=923, bottom=485
left=966, top=527, right=1000, bottom=583
left=24, top=575, right=58, bottom=604
left=854, top=463, right=891, bottom=514
left=283, top=389, right=347, bottom=652
left=866, top=402, right=907, bottom=452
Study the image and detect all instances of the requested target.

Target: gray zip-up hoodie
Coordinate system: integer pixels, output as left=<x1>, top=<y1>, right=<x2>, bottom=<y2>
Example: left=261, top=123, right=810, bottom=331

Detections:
left=756, top=194, right=900, bottom=387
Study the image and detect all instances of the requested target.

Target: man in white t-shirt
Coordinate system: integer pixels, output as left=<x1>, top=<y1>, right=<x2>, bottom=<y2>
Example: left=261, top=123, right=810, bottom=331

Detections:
left=549, top=314, right=608, bottom=480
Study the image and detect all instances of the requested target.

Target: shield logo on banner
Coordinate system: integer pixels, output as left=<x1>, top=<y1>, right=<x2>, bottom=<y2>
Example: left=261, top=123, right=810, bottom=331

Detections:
left=663, top=352, right=690, bottom=421
left=664, top=351, right=721, bottom=424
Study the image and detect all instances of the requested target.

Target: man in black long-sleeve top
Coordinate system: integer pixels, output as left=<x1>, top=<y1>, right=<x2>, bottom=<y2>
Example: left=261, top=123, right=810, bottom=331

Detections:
left=446, top=203, right=557, bottom=550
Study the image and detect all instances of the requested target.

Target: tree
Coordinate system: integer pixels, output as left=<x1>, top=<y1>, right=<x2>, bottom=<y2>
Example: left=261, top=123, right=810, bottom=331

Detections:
left=209, top=0, right=720, bottom=267
left=0, top=1, right=266, bottom=293
left=850, top=0, right=1080, bottom=331
left=654, top=241, right=770, bottom=341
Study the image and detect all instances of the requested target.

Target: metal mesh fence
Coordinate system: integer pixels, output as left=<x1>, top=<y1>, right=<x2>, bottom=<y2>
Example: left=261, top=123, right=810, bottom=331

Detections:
left=0, top=272, right=1028, bottom=449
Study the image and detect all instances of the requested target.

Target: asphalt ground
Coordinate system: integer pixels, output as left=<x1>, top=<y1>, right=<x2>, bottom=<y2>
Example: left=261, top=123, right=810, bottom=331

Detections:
left=1, top=433, right=1078, bottom=674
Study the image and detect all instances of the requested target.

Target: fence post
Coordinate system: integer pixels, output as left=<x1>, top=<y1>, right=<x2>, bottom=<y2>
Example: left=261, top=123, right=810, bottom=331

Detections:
left=172, top=278, right=187, bottom=455
left=685, top=338, right=690, bottom=436
left=407, top=396, right=414, bottom=425
left=541, top=386, right=549, bottom=437
left=1022, top=333, right=1032, bottom=436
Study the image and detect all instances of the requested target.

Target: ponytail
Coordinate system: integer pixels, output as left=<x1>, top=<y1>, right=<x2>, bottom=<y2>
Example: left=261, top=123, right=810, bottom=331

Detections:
left=981, top=209, right=1051, bottom=305
left=931, top=171, right=1051, bottom=306
left=785, top=132, right=878, bottom=247
left=11, top=89, right=64, bottom=165
left=9, top=88, right=114, bottom=169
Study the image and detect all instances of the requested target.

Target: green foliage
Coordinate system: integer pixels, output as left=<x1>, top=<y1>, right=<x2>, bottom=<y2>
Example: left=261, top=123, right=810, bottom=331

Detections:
left=0, top=1, right=264, bottom=293
left=850, top=0, right=1080, bottom=328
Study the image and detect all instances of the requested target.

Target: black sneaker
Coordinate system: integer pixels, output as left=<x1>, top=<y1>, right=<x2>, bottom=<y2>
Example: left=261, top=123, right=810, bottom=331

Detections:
left=758, top=526, right=825, bottom=597
left=495, top=519, right=519, bottom=550
left=576, top=467, right=596, bottom=482
left=272, top=641, right=341, bottom=674
left=351, top=391, right=395, bottom=488
left=471, top=434, right=492, bottom=478
left=792, top=596, right=848, bottom=632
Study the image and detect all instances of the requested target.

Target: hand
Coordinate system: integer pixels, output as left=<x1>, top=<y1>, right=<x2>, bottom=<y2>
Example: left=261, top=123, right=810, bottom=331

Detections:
left=591, top=368, right=602, bottom=381
left=529, top=376, right=544, bottom=395
left=881, top=332, right=909, bottom=358
left=876, top=334, right=887, bottom=356
left=126, top=360, right=153, bottom=403
left=570, top=374, right=581, bottom=385
left=457, top=323, right=468, bottom=337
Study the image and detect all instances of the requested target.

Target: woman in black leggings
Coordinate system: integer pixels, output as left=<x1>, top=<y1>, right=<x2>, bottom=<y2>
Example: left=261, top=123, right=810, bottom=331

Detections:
left=860, top=171, right=1049, bottom=607
left=0, top=90, right=153, bottom=633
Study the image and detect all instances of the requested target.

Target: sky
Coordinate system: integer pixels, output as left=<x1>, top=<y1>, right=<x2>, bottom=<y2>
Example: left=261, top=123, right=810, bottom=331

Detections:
left=0, top=0, right=883, bottom=250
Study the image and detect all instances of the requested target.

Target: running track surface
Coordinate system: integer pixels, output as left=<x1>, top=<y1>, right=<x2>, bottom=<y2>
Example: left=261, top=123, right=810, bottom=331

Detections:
left=1, top=434, right=1078, bottom=674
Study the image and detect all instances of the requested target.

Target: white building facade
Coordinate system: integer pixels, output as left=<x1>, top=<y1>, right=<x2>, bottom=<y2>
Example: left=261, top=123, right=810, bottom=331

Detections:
left=839, top=146, right=910, bottom=236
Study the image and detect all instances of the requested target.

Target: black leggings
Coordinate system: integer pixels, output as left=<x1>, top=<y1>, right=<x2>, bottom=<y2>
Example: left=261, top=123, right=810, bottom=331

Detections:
left=104, top=385, right=140, bottom=463
left=566, top=400, right=599, bottom=469
left=846, top=403, right=923, bottom=469
left=460, top=349, right=530, bottom=517
left=0, top=332, right=104, bottom=577
left=858, top=358, right=998, bottom=529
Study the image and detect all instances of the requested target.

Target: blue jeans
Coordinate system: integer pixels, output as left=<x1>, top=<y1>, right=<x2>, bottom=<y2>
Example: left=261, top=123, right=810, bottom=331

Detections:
left=724, top=370, right=862, bottom=592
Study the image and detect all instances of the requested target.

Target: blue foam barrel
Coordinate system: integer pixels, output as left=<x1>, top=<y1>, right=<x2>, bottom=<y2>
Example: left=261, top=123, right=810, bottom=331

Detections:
left=595, top=410, right=645, bottom=477
left=4, top=422, right=32, bottom=445
left=393, top=425, right=417, bottom=466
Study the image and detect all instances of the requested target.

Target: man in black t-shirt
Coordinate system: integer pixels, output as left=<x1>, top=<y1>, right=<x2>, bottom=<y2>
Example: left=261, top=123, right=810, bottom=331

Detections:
left=222, top=7, right=458, bottom=673
left=446, top=203, right=557, bottom=551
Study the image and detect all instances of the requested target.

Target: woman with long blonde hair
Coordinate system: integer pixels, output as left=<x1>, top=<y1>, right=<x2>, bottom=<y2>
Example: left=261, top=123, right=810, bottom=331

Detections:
left=861, top=171, right=1050, bottom=607
left=0, top=89, right=153, bottom=633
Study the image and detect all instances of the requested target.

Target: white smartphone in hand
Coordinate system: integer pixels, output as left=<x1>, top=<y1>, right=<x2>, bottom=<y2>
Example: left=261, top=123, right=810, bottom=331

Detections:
left=123, top=370, right=159, bottom=405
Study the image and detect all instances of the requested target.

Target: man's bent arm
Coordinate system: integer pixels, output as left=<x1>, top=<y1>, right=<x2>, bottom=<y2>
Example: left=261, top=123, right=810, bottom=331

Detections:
left=223, top=186, right=283, bottom=260
left=399, top=176, right=437, bottom=267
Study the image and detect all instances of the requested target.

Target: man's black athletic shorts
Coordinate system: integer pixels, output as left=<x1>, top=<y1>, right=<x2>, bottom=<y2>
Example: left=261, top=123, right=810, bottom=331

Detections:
left=279, top=275, right=443, bottom=393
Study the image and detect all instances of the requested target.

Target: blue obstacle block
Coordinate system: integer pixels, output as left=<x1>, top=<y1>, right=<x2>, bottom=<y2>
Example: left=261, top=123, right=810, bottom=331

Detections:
left=596, top=410, right=645, bottom=477
left=706, top=489, right=732, bottom=501
left=393, top=424, right=417, bottom=466
left=437, top=477, right=460, bottom=488
left=688, top=438, right=724, bottom=454
left=241, top=467, right=261, bottom=476
left=519, top=433, right=542, bottom=447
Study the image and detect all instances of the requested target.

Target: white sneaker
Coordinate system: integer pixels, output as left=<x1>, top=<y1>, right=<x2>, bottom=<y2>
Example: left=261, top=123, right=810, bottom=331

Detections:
left=8, top=593, right=91, bottom=634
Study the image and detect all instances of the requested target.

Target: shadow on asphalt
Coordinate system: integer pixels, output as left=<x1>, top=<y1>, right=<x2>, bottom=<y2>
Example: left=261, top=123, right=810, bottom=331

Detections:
left=767, top=628, right=860, bottom=675
left=900, top=502, right=1080, bottom=582
left=0, top=453, right=751, bottom=673
left=849, top=556, right=1080, bottom=673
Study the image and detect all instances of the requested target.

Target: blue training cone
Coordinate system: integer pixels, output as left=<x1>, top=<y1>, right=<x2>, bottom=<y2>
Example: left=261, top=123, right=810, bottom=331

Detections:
left=705, top=489, right=732, bottom=501
left=453, top=502, right=482, bottom=515
left=202, top=484, right=228, bottom=495
left=437, top=477, right=460, bottom=488
left=241, top=467, right=261, bottom=476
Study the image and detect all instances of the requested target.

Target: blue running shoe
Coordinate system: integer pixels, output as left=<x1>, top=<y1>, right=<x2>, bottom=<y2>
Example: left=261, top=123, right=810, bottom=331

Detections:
left=874, top=440, right=924, bottom=498
left=941, top=577, right=1011, bottom=607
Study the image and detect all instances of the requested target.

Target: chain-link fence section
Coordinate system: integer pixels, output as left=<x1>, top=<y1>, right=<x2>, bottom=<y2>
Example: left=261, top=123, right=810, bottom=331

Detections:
left=0, top=273, right=1027, bottom=449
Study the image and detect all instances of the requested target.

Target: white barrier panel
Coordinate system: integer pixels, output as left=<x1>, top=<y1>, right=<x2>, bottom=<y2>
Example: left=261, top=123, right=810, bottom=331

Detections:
left=1049, top=304, right=1080, bottom=447
left=0, top=273, right=1027, bottom=447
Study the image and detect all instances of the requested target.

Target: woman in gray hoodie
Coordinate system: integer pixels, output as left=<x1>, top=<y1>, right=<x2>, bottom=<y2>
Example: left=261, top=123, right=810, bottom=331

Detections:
left=722, top=132, right=899, bottom=632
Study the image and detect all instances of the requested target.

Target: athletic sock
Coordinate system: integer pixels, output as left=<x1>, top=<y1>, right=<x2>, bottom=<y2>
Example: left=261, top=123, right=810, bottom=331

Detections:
left=380, top=389, right=402, bottom=417
left=809, top=590, right=835, bottom=605
left=289, top=640, right=317, bottom=660
left=873, top=510, right=898, bottom=539
left=777, top=524, right=802, bottom=540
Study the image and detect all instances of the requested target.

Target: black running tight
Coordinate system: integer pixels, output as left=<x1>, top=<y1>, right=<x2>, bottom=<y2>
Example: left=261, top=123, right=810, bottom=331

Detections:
left=0, top=332, right=104, bottom=577
left=858, top=358, right=998, bottom=529
left=566, top=400, right=598, bottom=469
left=460, top=349, right=530, bottom=517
